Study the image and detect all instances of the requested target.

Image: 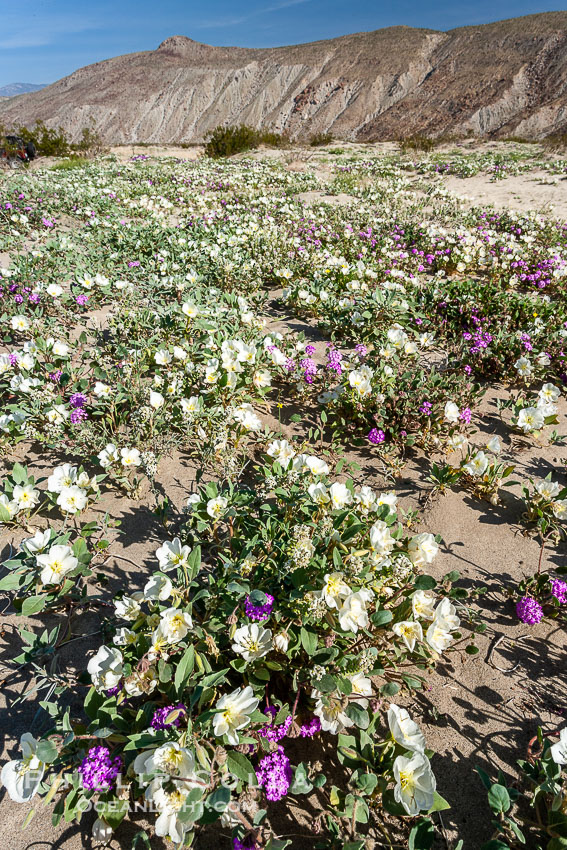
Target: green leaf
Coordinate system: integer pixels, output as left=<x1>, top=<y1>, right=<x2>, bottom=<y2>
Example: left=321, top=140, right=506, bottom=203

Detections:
left=36, top=740, right=58, bottom=763
left=487, top=784, right=511, bottom=814
left=300, top=627, right=318, bottom=656
left=414, top=575, right=437, bottom=590
left=345, top=703, right=369, bottom=729
left=206, top=785, right=231, bottom=814
left=22, top=595, right=47, bottom=616
left=380, top=681, right=400, bottom=697
left=409, top=818, right=435, bottom=850
left=370, top=609, right=393, bottom=627
left=428, top=791, right=451, bottom=813
left=174, top=645, right=195, bottom=696
left=226, top=751, right=257, bottom=786
left=290, top=762, right=313, bottom=795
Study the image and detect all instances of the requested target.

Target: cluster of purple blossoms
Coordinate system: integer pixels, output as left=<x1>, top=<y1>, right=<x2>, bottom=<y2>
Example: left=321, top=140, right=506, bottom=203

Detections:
left=550, top=579, right=567, bottom=605
left=460, top=408, right=472, bottom=424
left=233, top=838, right=256, bottom=850
left=75, top=293, right=89, bottom=307
left=260, top=712, right=292, bottom=743
left=368, top=428, right=385, bottom=445
left=300, top=357, right=318, bottom=384
left=300, top=716, right=321, bottom=738
left=244, top=593, right=274, bottom=621
left=78, top=746, right=122, bottom=791
left=355, top=344, right=367, bottom=358
left=420, top=401, right=433, bottom=416
left=151, top=703, right=187, bottom=730
left=256, top=745, right=292, bottom=801
left=304, top=344, right=316, bottom=356
left=516, top=596, right=544, bottom=625
left=326, top=347, right=343, bottom=375
left=69, top=391, right=88, bottom=424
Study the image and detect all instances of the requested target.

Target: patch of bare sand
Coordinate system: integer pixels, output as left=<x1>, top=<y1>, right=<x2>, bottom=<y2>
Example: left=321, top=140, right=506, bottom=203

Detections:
left=444, top=171, right=567, bottom=219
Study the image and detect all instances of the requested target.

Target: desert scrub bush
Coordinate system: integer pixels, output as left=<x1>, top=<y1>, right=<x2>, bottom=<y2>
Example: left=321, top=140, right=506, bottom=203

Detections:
left=309, top=131, right=333, bottom=147
left=205, top=124, right=260, bottom=158
left=399, top=135, right=436, bottom=153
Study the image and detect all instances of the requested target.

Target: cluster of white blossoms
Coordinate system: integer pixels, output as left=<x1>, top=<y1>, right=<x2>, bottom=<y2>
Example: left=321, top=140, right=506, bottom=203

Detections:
left=97, top=443, right=141, bottom=470
left=388, top=705, right=437, bottom=815
left=47, top=463, right=99, bottom=514
left=533, top=479, right=567, bottom=520
left=515, top=382, right=561, bottom=433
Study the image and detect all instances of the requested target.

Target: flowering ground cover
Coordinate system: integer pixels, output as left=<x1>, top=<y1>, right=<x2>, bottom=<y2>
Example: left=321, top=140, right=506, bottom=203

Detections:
left=0, top=142, right=565, bottom=850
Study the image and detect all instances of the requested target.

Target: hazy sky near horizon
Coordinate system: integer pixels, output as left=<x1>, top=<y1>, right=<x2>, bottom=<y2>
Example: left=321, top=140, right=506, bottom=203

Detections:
left=0, top=0, right=565, bottom=87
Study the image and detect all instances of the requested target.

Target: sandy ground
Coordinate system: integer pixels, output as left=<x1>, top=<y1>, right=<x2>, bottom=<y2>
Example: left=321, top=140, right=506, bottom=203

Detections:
left=0, top=146, right=566, bottom=849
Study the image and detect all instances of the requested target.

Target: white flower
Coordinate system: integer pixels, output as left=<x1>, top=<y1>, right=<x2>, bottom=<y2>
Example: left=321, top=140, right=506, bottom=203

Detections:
left=46, top=283, right=63, bottom=297
left=308, top=481, right=330, bottom=504
left=1, top=733, right=45, bottom=802
left=408, top=533, right=439, bottom=567
left=155, top=349, right=172, bottom=366
left=514, top=356, right=532, bottom=377
left=273, top=631, right=290, bottom=652
left=305, top=455, right=330, bottom=476
left=206, top=496, right=228, bottom=519
left=433, top=598, right=460, bottom=631
left=231, top=623, right=272, bottom=661
left=12, top=483, right=39, bottom=511
left=412, top=590, right=437, bottom=620
left=57, top=485, right=88, bottom=514
left=22, top=529, right=51, bottom=555
left=155, top=607, right=193, bottom=644
left=149, top=390, right=165, bottom=409
left=94, top=381, right=112, bottom=398
left=87, top=645, right=123, bottom=691
left=121, top=447, right=141, bottom=467
left=10, top=315, right=30, bottom=332
left=253, top=369, right=271, bottom=388
left=486, top=435, right=501, bottom=454
left=156, top=538, right=191, bottom=572
left=47, top=463, right=78, bottom=493
left=444, top=401, right=460, bottom=423
left=98, top=443, right=119, bottom=468
left=535, top=480, right=561, bottom=500
left=322, top=572, right=351, bottom=609
left=180, top=396, right=202, bottom=416
left=313, top=693, right=354, bottom=734
left=51, top=340, right=69, bottom=357
left=114, top=595, right=142, bottom=621
left=213, top=685, right=259, bottom=745
left=182, top=302, right=199, bottom=318
left=392, top=620, right=423, bottom=651
left=134, top=742, right=198, bottom=781
left=552, top=500, right=567, bottom=520
left=463, top=451, right=489, bottom=477
left=388, top=705, right=426, bottom=753
left=329, top=482, right=353, bottom=509
left=113, top=627, right=137, bottom=646
left=517, top=407, right=544, bottom=433
left=550, top=728, right=567, bottom=765
left=46, top=405, right=68, bottom=424
left=124, top=666, right=159, bottom=696
left=539, top=383, right=561, bottom=403
left=37, top=544, right=78, bottom=585
left=233, top=403, right=262, bottom=431
left=369, top=520, right=395, bottom=556
left=393, top=752, right=436, bottom=815
left=267, top=439, right=296, bottom=466
left=426, top=620, right=455, bottom=653
left=92, top=818, right=113, bottom=844
left=144, top=574, right=173, bottom=601
left=338, top=590, right=373, bottom=633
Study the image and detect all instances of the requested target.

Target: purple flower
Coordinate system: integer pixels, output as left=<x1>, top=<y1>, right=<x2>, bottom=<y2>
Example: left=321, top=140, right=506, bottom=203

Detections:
left=69, top=392, right=87, bottom=409
left=368, top=428, right=385, bottom=445
left=260, top=713, right=292, bottom=743
left=233, top=839, right=256, bottom=850
left=78, top=746, right=122, bottom=791
left=151, top=703, right=187, bottom=730
left=49, top=370, right=63, bottom=383
left=300, top=716, right=321, bottom=738
left=75, top=294, right=89, bottom=306
left=355, top=344, right=367, bottom=358
left=516, top=596, right=544, bottom=625
left=70, top=408, right=88, bottom=424
left=420, top=402, right=432, bottom=416
left=550, top=579, right=567, bottom=605
left=245, top=592, right=274, bottom=621
left=256, top=745, right=292, bottom=801
left=460, top=407, right=472, bottom=424
left=304, top=344, right=316, bottom=355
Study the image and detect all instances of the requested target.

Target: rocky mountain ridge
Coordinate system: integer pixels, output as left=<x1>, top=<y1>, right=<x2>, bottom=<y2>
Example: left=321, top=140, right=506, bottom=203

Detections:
left=0, top=13, right=566, bottom=143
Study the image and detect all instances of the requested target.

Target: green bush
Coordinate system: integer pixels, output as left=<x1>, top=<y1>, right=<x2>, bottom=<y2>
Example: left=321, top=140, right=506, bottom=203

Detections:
left=399, top=134, right=436, bottom=153
left=204, top=124, right=260, bottom=158
left=309, top=131, right=333, bottom=147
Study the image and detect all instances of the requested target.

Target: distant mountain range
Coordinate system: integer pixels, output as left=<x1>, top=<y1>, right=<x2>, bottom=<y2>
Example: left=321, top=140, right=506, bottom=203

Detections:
left=0, top=13, right=566, bottom=142
left=0, top=83, right=46, bottom=98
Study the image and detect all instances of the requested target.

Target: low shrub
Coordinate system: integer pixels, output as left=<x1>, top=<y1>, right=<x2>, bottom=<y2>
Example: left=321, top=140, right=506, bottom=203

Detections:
left=309, top=131, right=333, bottom=147
left=205, top=124, right=260, bottom=158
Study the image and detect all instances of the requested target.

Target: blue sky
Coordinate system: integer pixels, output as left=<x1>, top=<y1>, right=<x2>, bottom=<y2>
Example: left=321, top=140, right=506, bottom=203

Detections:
left=1, top=0, right=565, bottom=87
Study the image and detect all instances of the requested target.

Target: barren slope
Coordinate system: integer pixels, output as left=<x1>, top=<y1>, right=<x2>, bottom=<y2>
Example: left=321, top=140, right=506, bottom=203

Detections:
left=1, top=12, right=566, bottom=143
